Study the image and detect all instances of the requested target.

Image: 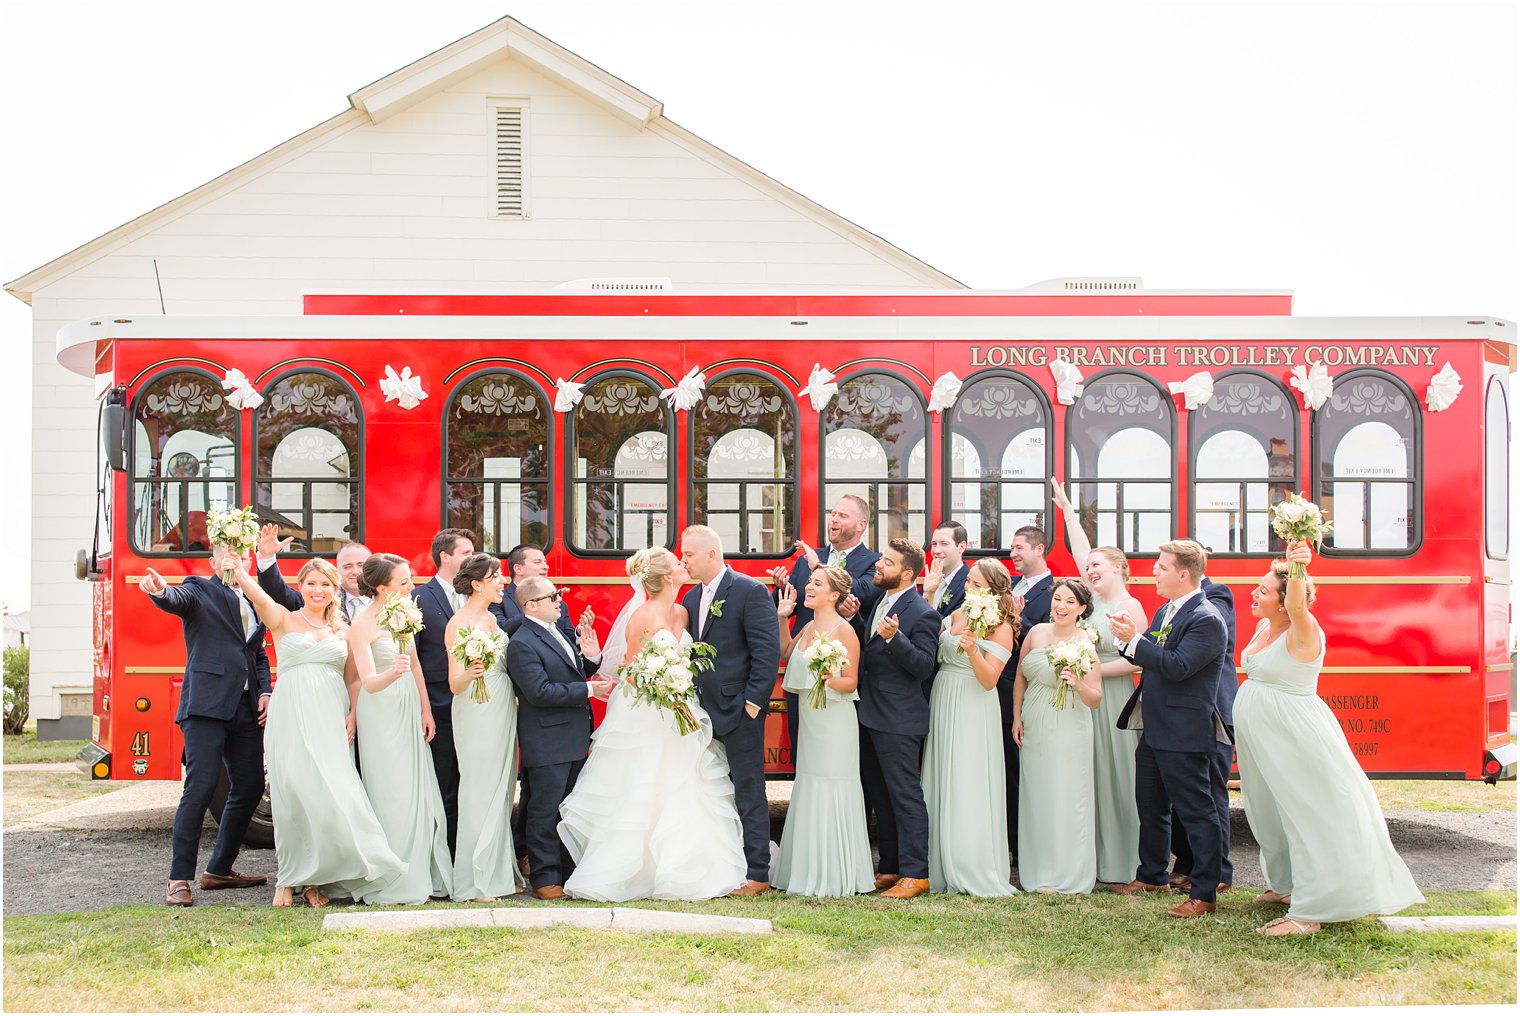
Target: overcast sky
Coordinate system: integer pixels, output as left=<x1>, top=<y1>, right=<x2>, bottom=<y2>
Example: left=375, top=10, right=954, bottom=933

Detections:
left=2, top=0, right=1516, bottom=610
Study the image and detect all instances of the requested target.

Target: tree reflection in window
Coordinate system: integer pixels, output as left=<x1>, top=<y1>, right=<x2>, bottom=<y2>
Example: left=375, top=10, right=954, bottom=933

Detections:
left=254, top=371, right=362, bottom=555
left=1066, top=371, right=1174, bottom=554
left=445, top=371, right=550, bottom=554
left=1190, top=372, right=1297, bottom=555
left=691, top=372, right=796, bottom=556
left=131, top=369, right=238, bottom=554
left=1314, top=371, right=1418, bottom=552
left=821, top=372, right=928, bottom=547
left=946, top=372, right=1050, bottom=552
left=570, top=373, right=673, bottom=553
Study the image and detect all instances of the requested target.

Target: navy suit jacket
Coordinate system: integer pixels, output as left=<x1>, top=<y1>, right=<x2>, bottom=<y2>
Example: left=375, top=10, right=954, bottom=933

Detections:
left=998, top=572, right=1053, bottom=685
left=782, top=544, right=881, bottom=643
left=411, top=578, right=458, bottom=714
left=856, top=588, right=940, bottom=736
left=1201, top=577, right=1238, bottom=727
left=683, top=568, right=782, bottom=737
left=1114, top=591, right=1231, bottom=753
left=147, top=576, right=272, bottom=723
left=930, top=563, right=969, bottom=618
left=256, top=562, right=305, bottom=613
left=491, top=582, right=577, bottom=643
left=507, top=618, right=599, bottom=768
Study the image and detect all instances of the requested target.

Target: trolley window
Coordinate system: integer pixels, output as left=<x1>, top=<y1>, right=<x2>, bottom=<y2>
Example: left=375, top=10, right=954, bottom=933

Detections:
left=568, top=371, right=674, bottom=555
left=253, top=369, right=363, bottom=556
left=1065, top=370, right=1175, bottom=555
left=1313, top=369, right=1419, bottom=555
left=819, top=371, right=929, bottom=548
left=1486, top=376, right=1509, bottom=560
left=944, top=370, right=1051, bottom=553
left=1189, top=371, right=1298, bottom=556
left=444, top=371, right=551, bottom=555
left=689, top=371, right=797, bottom=557
left=129, top=369, right=239, bottom=555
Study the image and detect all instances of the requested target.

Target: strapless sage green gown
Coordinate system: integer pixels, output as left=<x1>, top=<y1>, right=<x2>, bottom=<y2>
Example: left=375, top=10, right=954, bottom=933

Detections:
left=355, top=633, right=452, bottom=904
left=1235, top=620, right=1424, bottom=922
left=1087, top=598, right=1141, bottom=884
left=1017, top=645, right=1097, bottom=894
left=923, top=623, right=1017, bottom=895
left=451, top=643, right=524, bottom=900
left=265, top=631, right=405, bottom=897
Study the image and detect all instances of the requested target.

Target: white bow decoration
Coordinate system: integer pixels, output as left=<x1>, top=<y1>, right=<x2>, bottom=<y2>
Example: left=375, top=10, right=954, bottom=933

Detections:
left=380, top=365, right=428, bottom=410
left=553, top=377, right=586, bottom=413
left=928, top=371, right=963, bottom=414
left=1289, top=360, right=1333, bottom=411
left=1050, top=358, right=1086, bottom=406
left=660, top=367, right=708, bottom=412
left=1425, top=362, right=1463, bottom=412
left=1168, top=371, right=1216, bottom=411
left=800, top=363, right=839, bottom=411
left=221, top=368, right=264, bottom=410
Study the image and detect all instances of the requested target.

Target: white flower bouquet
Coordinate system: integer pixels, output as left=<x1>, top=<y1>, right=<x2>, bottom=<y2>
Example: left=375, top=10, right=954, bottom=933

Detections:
left=800, top=630, right=849, bottom=709
left=450, top=624, right=506, bottom=703
left=376, top=594, right=425, bottom=653
left=959, top=586, right=1002, bottom=654
left=621, top=628, right=717, bottom=736
left=1270, top=492, right=1333, bottom=579
left=205, top=506, right=259, bottom=586
left=1048, top=634, right=1098, bottom=710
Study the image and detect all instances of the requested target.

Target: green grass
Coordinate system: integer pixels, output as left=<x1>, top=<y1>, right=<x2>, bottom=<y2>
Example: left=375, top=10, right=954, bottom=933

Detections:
left=3, top=890, right=1513, bottom=1011
left=3, top=731, right=89, bottom=765
left=1372, top=779, right=1516, bottom=813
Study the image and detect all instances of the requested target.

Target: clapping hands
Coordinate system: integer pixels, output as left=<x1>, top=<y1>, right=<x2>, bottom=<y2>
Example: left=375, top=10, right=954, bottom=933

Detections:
left=1107, top=610, right=1138, bottom=643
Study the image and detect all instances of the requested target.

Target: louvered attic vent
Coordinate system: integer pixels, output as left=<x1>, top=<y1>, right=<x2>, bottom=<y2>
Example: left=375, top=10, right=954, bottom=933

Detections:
left=495, top=106, right=525, bottom=218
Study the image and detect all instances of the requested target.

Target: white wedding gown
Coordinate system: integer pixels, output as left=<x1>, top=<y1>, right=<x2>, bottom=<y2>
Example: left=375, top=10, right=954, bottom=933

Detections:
left=558, top=629, right=748, bottom=901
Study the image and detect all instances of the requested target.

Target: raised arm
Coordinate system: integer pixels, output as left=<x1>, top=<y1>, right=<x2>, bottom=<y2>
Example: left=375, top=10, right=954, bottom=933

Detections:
left=1283, top=540, right=1322, bottom=661
left=141, top=568, right=195, bottom=617
left=225, top=551, right=292, bottom=634
left=1051, top=478, right=1092, bottom=568
left=776, top=584, right=801, bottom=660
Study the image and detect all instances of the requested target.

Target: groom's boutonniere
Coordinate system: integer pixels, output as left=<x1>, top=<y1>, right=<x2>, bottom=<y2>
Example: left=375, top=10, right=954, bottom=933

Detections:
left=1149, top=623, right=1172, bottom=647
left=708, top=599, right=725, bottom=619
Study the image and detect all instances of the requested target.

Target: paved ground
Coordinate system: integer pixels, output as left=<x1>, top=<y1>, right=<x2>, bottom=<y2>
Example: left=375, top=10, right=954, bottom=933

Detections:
left=2, top=773, right=1513, bottom=916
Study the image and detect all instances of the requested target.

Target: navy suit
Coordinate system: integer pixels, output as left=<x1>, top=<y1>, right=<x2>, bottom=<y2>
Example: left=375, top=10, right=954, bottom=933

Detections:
left=684, top=568, right=782, bottom=881
left=855, top=587, right=940, bottom=880
left=491, top=581, right=577, bottom=642
left=412, top=578, right=460, bottom=853
left=1115, top=589, right=1231, bottom=903
left=928, top=563, right=969, bottom=618
left=998, top=572, right=1052, bottom=856
left=1171, top=578, right=1238, bottom=886
left=147, top=576, right=271, bottom=881
left=507, top=617, right=599, bottom=889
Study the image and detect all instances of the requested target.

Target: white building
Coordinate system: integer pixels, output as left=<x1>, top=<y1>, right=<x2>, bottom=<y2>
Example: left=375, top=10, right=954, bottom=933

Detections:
left=3, top=610, right=28, bottom=650
left=6, top=17, right=959, bottom=738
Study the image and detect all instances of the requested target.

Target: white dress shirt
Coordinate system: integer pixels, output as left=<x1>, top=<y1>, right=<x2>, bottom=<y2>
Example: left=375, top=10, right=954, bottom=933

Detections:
left=1013, top=569, right=1051, bottom=596
left=1123, top=585, right=1204, bottom=656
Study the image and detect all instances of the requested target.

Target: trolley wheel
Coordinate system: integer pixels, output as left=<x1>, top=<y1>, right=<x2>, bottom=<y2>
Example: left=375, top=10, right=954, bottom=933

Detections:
left=208, top=767, right=276, bottom=850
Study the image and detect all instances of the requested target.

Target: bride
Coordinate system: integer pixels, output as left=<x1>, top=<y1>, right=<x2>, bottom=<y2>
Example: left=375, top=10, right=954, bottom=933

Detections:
left=557, top=547, right=748, bottom=901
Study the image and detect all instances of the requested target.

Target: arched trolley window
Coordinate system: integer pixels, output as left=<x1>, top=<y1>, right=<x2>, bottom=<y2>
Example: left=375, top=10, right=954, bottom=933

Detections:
left=1189, top=370, right=1298, bottom=556
left=567, top=371, right=675, bottom=555
left=819, top=371, right=930, bottom=548
left=444, top=370, right=552, bottom=554
left=129, top=368, right=239, bottom=556
left=1065, top=370, right=1175, bottom=555
left=253, top=369, right=363, bottom=556
left=1312, top=369, right=1420, bottom=555
left=944, top=370, right=1052, bottom=553
left=688, top=371, right=798, bottom=557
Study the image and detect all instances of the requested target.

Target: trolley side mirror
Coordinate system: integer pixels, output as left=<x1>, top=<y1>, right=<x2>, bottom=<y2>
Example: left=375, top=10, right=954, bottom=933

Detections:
left=101, top=389, right=126, bottom=472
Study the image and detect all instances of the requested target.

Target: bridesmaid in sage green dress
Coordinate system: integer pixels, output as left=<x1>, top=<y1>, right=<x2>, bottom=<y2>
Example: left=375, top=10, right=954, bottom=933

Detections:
left=445, top=553, right=523, bottom=902
left=772, top=565, right=874, bottom=897
left=922, top=558, right=1018, bottom=896
left=1236, top=543, right=1423, bottom=935
left=347, top=553, right=452, bottom=905
left=229, top=555, right=404, bottom=907
left=1013, top=577, right=1104, bottom=894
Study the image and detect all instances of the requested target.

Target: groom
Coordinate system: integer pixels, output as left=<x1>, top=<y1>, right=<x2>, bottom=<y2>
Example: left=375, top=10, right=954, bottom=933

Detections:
left=681, top=524, right=782, bottom=896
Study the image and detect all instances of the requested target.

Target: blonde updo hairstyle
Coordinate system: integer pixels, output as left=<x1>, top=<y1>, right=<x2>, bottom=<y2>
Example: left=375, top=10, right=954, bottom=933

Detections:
left=971, top=558, right=1020, bottom=641
left=627, top=547, right=678, bottom=596
left=1268, top=559, right=1318, bottom=607
left=296, top=559, right=347, bottom=632
left=812, top=564, right=852, bottom=606
left=1089, top=545, right=1130, bottom=581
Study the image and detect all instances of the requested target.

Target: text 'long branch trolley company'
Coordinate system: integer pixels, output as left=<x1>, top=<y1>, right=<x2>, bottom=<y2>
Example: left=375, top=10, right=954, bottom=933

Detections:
left=61, top=281, right=1515, bottom=840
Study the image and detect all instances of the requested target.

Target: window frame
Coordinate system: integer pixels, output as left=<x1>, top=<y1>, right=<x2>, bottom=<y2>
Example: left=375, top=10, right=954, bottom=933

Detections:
left=251, top=366, right=366, bottom=559
left=564, top=367, right=677, bottom=558
left=816, top=367, right=932, bottom=549
left=1484, top=375, right=1509, bottom=562
left=941, top=367, right=1054, bottom=557
left=127, top=366, right=242, bottom=559
left=1310, top=367, right=1423, bottom=559
left=440, top=367, right=555, bottom=558
left=1186, top=368, right=1300, bottom=558
left=685, top=367, right=800, bottom=560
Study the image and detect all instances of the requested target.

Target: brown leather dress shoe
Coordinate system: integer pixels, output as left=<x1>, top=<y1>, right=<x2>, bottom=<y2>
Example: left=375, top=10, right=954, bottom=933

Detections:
left=880, top=877, right=930, bottom=899
left=199, top=870, right=268, bottom=890
left=1216, top=883, right=1232, bottom=893
left=726, top=880, right=771, bottom=897
left=1169, top=898, right=1217, bottom=918
left=1168, top=873, right=1193, bottom=892
left=533, top=884, right=566, bottom=900
left=873, top=873, right=901, bottom=891
left=1109, top=879, right=1171, bottom=895
left=166, top=880, right=193, bottom=906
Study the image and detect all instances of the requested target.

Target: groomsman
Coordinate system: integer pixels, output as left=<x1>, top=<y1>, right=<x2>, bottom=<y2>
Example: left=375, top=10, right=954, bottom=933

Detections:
left=507, top=577, right=614, bottom=899
left=922, top=521, right=970, bottom=618
left=769, top=495, right=881, bottom=759
left=1000, top=524, right=1053, bottom=859
left=334, top=542, right=373, bottom=622
left=142, top=552, right=271, bottom=906
left=854, top=538, right=941, bottom=899
left=1108, top=540, right=1231, bottom=918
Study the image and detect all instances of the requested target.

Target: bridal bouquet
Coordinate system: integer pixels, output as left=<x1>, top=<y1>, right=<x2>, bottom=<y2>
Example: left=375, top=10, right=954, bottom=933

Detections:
left=800, top=630, right=849, bottom=709
left=450, top=625, right=505, bottom=703
left=205, top=506, right=259, bottom=586
left=376, top=594, right=425, bottom=653
left=1049, top=627, right=1099, bottom=710
left=959, top=586, right=1002, bottom=654
left=622, top=628, right=717, bottom=736
left=1271, top=493, right=1333, bottom=579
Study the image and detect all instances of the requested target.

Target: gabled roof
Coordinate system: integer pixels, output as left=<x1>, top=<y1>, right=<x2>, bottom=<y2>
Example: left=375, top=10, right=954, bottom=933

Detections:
left=7, top=16, right=962, bottom=302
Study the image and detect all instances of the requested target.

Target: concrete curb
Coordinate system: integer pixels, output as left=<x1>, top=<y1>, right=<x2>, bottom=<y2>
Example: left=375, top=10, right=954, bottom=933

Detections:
left=322, top=905, right=772, bottom=935
left=1379, top=915, right=1516, bottom=933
